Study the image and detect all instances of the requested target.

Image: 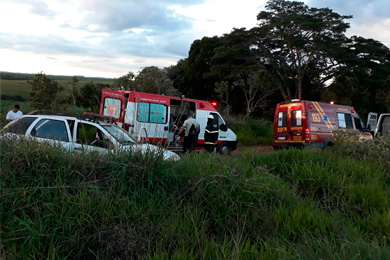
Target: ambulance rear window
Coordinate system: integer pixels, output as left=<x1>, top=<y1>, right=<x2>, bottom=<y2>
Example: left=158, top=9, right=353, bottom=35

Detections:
left=103, top=98, right=122, bottom=119
left=291, top=110, right=302, bottom=126
left=278, top=111, right=287, bottom=127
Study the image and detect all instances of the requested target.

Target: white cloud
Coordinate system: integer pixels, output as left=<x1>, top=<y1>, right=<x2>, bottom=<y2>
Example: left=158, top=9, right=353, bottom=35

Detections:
left=0, top=0, right=389, bottom=78
left=170, top=0, right=266, bottom=37
left=0, top=48, right=178, bottom=78
left=347, top=18, right=390, bottom=48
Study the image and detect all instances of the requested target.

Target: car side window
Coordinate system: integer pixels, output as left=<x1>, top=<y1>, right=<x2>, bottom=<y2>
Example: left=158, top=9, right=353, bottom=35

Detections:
left=4, top=117, right=37, bottom=134
left=76, top=123, right=113, bottom=149
left=31, top=119, right=69, bottom=142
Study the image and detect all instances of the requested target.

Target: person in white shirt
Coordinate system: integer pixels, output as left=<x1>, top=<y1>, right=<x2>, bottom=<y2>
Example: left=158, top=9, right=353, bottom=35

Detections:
left=6, top=104, right=23, bottom=122
left=177, top=114, right=200, bottom=153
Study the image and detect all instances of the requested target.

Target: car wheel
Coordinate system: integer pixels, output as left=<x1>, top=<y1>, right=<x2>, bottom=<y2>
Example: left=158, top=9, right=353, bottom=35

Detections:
left=219, top=142, right=232, bottom=155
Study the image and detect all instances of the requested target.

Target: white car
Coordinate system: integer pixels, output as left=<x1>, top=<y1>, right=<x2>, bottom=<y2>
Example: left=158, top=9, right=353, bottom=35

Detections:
left=2, top=112, right=180, bottom=161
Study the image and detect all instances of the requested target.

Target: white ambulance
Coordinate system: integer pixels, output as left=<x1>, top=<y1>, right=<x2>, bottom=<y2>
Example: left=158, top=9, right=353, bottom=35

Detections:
left=99, top=89, right=237, bottom=154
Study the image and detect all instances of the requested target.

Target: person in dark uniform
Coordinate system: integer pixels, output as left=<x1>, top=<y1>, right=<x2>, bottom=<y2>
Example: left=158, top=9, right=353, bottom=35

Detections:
left=204, top=114, right=219, bottom=153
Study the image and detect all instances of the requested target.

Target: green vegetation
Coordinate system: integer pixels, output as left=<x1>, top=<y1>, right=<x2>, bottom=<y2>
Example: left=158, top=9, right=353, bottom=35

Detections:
left=229, top=118, right=273, bottom=145
left=0, top=100, right=85, bottom=128
left=0, top=100, right=34, bottom=128
left=2, top=138, right=389, bottom=259
left=1, top=72, right=113, bottom=101
left=166, top=0, right=390, bottom=118
left=0, top=71, right=114, bottom=82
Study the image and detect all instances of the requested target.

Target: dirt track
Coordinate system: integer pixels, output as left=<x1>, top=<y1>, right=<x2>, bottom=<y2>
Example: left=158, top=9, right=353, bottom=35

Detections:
left=231, top=145, right=274, bottom=155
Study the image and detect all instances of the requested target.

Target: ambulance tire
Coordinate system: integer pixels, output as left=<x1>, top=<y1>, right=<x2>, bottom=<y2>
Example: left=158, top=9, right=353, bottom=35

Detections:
left=219, top=142, right=232, bottom=155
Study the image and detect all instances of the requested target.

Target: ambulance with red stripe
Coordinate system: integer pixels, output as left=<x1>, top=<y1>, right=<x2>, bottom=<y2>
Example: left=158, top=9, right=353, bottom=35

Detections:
left=100, top=89, right=237, bottom=154
left=273, top=100, right=372, bottom=149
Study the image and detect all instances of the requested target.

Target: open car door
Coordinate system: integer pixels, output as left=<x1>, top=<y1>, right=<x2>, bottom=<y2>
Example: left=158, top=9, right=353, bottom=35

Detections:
left=367, top=112, right=378, bottom=135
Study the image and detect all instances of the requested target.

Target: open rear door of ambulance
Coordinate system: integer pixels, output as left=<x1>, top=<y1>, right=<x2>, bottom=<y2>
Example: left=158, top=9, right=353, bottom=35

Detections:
left=100, top=89, right=125, bottom=127
left=274, top=104, right=289, bottom=147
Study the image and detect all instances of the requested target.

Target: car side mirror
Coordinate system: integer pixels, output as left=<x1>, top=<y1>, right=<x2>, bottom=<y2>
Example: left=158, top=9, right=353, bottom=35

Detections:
left=219, top=124, right=227, bottom=132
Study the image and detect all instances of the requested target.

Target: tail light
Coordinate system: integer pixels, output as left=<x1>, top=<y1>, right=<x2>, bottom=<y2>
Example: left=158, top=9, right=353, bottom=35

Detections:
left=305, top=128, right=310, bottom=141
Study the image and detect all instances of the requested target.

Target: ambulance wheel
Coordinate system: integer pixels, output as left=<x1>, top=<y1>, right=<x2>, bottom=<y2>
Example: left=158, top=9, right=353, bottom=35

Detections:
left=219, top=142, right=232, bottom=155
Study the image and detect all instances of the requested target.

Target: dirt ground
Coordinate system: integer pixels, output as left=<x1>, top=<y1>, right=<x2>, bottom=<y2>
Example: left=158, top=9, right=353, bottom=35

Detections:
left=231, top=145, right=274, bottom=155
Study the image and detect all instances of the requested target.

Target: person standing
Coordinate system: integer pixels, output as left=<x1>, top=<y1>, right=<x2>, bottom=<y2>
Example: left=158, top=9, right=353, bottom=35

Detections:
left=6, top=104, right=23, bottom=122
left=204, top=114, right=219, bottom=153
left=177, top=114, right=200, bottom=153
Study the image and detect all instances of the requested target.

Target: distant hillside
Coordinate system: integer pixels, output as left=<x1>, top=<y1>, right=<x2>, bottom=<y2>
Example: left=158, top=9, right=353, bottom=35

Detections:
left=0, top=71, right=115, bottom=82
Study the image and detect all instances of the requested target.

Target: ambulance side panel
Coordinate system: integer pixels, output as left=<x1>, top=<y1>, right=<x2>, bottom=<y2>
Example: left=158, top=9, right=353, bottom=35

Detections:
left=127, top=92, right=170, bottom=143
left=307, top=101, right=337, bottom=146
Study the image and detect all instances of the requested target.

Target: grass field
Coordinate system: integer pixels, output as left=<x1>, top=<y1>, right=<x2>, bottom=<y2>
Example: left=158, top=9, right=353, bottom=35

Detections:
left=1, top=79, right=113, bottom=100
left=1, top=137, right=389, bottom=259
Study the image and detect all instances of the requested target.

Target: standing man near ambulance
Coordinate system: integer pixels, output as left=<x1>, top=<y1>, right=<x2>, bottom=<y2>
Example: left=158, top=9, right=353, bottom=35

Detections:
left=204, top=114, right=219, bottom=153
left=6, top=104, right=23, bottom=122
left=177, top=114, right=200, bottom=153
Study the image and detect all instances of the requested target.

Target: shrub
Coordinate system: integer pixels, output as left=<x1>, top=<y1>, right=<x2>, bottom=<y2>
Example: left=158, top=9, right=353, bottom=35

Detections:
left=333, top=130, right=390, bottom=171
left=229, top=118, right=273, bottom=145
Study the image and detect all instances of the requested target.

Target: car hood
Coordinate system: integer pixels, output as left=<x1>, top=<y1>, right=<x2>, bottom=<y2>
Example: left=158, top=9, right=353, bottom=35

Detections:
left=122, top=143, right=180, bottom=161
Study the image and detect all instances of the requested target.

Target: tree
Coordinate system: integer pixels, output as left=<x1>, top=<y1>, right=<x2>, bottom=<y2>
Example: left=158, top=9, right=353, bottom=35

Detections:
left=112, top=72, right=135, bottom=90
left=68, top=76, right=79, bottom=106
left=254, top=0, right=352, bottom=100
left=185, top=36, right=224, bottom=99
left=322, top=36, right=390, bottom=115
left=166, top=59, right=189, bottom=96
left=134, top=66, right=177, bottom=95
left=76, top=82, right=105, bottom=112
left=215, top=81, right=233, bottom=116
left=29, top=72, right=64, bottom=110
left=210, top=28, right=278, bottom=119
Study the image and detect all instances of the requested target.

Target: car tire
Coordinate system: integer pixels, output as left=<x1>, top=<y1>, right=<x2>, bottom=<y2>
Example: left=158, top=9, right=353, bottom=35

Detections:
left=218, top=142, right=232, bottom=155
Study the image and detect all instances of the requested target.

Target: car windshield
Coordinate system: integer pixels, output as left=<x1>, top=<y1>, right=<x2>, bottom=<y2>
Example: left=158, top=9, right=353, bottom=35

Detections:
left=102, top=124, right=136, bottom=144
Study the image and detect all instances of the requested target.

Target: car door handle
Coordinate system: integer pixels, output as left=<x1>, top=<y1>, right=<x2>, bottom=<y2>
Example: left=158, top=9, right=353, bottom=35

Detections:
left=74, top=147, right=82, bottom=150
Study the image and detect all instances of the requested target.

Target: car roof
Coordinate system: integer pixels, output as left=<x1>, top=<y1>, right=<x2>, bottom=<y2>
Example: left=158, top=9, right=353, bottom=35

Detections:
left=27, top=110, right=117, bottom=125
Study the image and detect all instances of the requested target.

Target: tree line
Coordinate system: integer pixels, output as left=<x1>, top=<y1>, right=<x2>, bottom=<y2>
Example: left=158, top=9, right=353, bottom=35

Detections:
left=29, top=0, right=390, bottom=119
left=165, top=0, right=390, bottom=118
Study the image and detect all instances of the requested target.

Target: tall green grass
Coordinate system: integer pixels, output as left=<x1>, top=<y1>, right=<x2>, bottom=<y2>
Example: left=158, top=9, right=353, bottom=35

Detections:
left=1, top=138, right=390, bottom=259
left=229, top=118, right=273, bottom=145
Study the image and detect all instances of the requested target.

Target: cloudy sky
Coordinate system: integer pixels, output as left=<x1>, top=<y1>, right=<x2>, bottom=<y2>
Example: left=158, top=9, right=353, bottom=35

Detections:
left=0, top=0, right=389, bottom=78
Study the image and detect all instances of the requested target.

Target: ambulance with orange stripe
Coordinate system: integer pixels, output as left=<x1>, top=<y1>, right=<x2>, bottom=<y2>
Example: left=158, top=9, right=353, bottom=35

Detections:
left=100, top=89, right=237, bottom=154
left=273, top=100, right=373, bottom=149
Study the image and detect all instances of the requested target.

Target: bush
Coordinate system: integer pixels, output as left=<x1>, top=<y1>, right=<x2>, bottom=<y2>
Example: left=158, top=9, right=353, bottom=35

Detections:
left=333, top=130, right=390, bottom=171
left=229, top=118, right=273, bottom=146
